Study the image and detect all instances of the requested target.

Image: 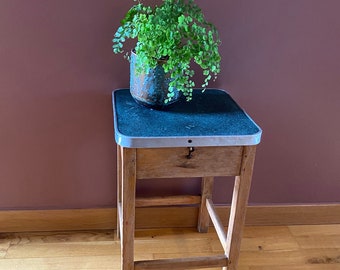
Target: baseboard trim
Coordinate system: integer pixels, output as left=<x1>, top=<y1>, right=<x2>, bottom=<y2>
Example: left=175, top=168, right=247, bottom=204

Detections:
left=1, top=204, right=339, bottom=233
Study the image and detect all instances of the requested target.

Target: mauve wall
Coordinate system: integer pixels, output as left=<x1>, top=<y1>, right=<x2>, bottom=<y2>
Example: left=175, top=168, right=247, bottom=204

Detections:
left=0, top=0, right=339, bottom=210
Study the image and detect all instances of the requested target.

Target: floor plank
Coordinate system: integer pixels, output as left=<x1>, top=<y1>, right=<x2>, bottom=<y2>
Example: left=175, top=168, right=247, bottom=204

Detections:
left=0, top=225, right=339, bottom=269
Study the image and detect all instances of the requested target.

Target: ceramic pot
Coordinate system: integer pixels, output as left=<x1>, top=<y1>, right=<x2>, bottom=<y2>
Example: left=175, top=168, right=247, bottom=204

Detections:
left=130, top=51, right=181, bottom=109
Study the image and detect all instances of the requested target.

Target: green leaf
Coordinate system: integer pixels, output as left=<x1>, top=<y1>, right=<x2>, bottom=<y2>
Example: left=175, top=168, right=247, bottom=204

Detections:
left=112, top=0, right=221, bottom=101
left=203, top=70, right=209, bottom=76
left=178, top=15, right=185, bottom=25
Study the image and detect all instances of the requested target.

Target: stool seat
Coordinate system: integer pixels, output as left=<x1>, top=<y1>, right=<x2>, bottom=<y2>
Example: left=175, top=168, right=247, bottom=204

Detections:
left=114, top=89, right=261, bottom=148
left=112, top=89, right=262, bottom=270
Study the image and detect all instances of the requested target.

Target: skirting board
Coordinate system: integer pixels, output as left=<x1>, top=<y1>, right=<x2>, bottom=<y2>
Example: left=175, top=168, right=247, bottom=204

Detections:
left=1, top=204, right=340, bottom=233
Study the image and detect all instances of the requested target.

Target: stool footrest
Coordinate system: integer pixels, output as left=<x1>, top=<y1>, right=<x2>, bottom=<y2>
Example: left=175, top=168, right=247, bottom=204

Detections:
left=134, top=254, right=229, bottom=270
left=135, top=195, right=201, bottom=207
left=206, top=198, right=227, bottom=251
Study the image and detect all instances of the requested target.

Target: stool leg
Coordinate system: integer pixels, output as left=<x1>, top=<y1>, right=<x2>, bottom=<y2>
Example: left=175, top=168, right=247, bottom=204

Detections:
left=120, top=147, right=136, bottom=270
left=224, top=146, right=256, bottom=270
left=197, top=176, right=214, bottom=233
left=117, top=145, right=122, bottom=239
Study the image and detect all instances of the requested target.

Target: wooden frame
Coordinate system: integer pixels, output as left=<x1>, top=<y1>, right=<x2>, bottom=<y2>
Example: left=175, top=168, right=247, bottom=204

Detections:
left=117, top=145, right=257, bottom=270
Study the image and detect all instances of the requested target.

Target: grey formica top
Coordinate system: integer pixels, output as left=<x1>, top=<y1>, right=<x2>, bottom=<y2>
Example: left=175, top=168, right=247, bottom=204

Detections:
left=112, top=89, right=262, bottom=148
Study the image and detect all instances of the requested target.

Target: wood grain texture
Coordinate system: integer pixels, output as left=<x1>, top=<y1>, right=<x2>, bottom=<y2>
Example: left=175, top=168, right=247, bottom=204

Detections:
left=206, top=198, right=227, bottom=251
left=136, top=147, right=243, bottom=179
left=117, top=145, right=122, bottom=239
left=226, top=146, right=256, bottom=270
left=0, top=208, right=116, bottom=232
left=1, top=204, right=340, bottom=233
left=197, top=177, right=214, bottom=233
left=120, top=147, right=137, bottom=270
left=134, top=255, right=228, bottom=270
left=135, top=195, right=201, bottom=208
left=1, top=225, right=340, bottom=270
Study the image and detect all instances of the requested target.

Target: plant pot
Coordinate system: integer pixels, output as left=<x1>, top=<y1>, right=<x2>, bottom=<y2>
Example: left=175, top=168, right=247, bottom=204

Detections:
left=130, top=51, right=181, bottom=109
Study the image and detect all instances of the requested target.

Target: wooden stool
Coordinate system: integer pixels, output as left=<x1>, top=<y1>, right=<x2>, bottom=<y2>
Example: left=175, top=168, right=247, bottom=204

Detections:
left=113, top=89, right=262, bottom=270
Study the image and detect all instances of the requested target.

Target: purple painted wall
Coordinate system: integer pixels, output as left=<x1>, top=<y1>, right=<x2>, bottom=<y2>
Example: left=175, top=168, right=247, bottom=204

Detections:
left=0, top=0, right=339, bottom=210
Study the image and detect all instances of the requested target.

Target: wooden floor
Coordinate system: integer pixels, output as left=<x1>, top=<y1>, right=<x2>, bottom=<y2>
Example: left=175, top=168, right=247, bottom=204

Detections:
left=0, top=225, right=340, bottom=270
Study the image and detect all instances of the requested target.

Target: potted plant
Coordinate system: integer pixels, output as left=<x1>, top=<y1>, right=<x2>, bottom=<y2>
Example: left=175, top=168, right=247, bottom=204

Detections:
left=112, top=0, right=221, bottom=109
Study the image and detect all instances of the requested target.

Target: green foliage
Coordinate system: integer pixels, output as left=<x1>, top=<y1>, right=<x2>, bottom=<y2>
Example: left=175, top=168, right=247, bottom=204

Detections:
left=112, top=0, right=221, bottom=102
